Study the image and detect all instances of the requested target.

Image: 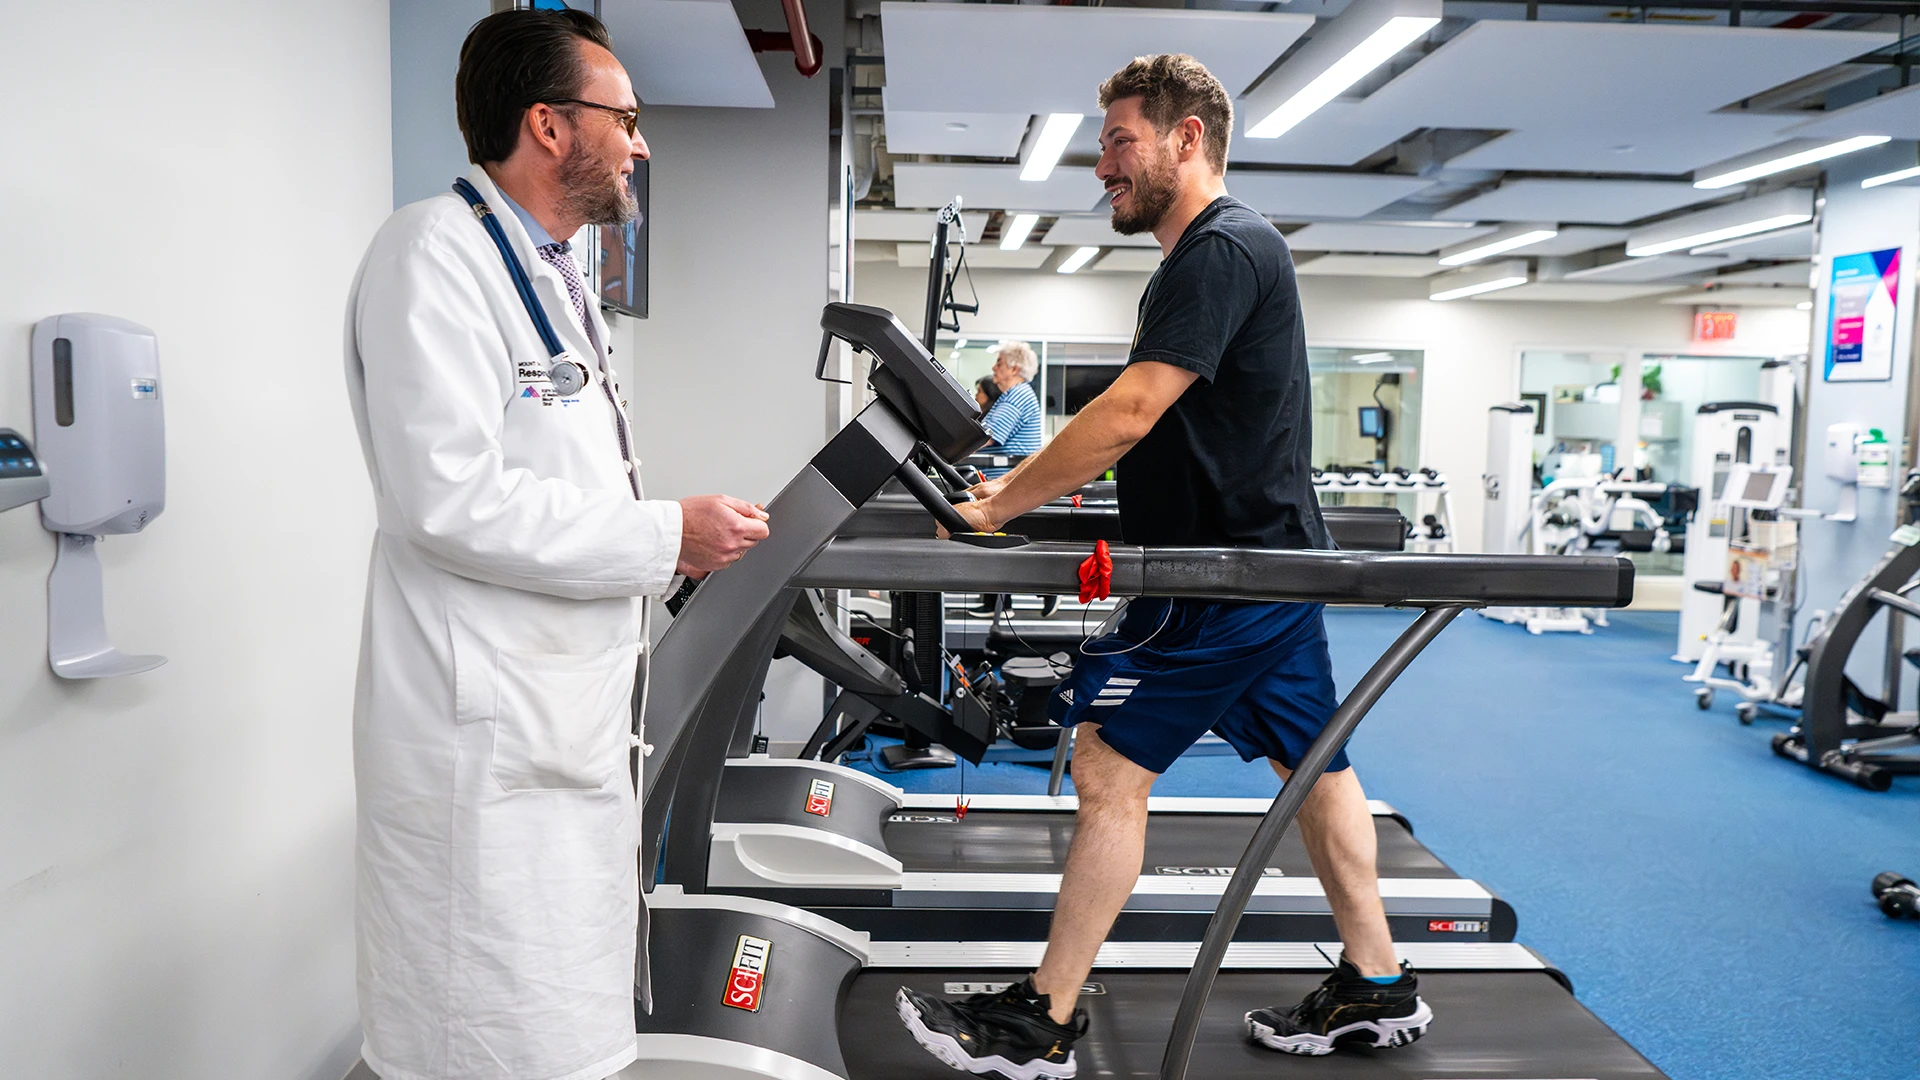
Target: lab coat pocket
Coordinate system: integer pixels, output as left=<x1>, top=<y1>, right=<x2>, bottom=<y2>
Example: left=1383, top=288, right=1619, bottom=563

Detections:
left=490, top=642, right=638, bottom=792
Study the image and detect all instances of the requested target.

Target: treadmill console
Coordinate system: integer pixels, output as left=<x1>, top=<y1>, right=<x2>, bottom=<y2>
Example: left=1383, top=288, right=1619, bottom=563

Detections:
left=818, top=303, right=989, bottom=463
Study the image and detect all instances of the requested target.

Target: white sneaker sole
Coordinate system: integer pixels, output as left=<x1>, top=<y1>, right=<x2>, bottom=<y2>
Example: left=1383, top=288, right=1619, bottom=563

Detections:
left=895, top=988, right=1079, bottom=1080
left=1245, top=999, right=1434, bottom=1056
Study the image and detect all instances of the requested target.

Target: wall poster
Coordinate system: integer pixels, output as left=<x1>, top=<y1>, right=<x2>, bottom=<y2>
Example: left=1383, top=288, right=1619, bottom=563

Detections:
left=1823, top=247, right=1901, bottom=382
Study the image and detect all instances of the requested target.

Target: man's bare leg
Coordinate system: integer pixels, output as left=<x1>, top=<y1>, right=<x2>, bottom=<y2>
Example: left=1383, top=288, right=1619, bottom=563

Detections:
left=1031, top=724, right=1157, bottom=1024
left=1270, top=761, right=1397, bottom=976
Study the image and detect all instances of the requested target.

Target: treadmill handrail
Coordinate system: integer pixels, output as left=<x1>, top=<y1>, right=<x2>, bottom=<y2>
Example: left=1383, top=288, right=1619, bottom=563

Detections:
left=796, top=537, right=1633, bottom=609
left=844, top=495, right=1410, bottom=552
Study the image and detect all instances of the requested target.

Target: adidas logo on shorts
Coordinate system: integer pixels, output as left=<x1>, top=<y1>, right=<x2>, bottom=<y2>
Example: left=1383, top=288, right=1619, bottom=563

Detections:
left=1092, top=677, right=1139, bottom=707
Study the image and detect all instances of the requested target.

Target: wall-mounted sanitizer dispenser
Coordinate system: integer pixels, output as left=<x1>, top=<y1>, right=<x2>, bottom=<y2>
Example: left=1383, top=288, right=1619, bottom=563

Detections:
left=31, top=313, right=166, bottom=678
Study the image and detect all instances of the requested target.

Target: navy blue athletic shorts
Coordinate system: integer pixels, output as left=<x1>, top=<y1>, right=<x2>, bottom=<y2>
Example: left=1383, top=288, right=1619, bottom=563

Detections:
left=1047, top=597, right=1343, bottom=776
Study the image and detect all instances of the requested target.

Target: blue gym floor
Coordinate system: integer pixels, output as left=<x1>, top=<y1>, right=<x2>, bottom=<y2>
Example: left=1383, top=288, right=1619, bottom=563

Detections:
left=848, top=608, right=1920, bottom=1080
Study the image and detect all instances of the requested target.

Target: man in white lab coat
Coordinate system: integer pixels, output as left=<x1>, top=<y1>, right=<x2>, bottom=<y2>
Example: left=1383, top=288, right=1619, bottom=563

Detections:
left=342, top=10, right=769, bottom=1080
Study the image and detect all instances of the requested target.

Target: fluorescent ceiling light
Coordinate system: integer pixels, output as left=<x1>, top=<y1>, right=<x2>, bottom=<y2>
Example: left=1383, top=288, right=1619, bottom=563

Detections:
left=1057, top=246, right=1101, bottom=274
left=1625, top=189, right=1814, bottom=258
left=999, top=213, right=1040, bottom=250
left=1437, top=224, right=1558, bottom=266
left=954, top=338, right=968, bottom=349
left=1020, top=113, right=1083, bottom=182
left=1796, top=301, right=1813, bottom=310
left=1863, top=165, right=1920, bottom=189
left=1693, top=136, right=1892, bottom=190
left=1242, top=0, right=1441, bottom=141
left=1353, top=352, right=1396, bottom=364
left=1429, top=259, right=1528, bottom=301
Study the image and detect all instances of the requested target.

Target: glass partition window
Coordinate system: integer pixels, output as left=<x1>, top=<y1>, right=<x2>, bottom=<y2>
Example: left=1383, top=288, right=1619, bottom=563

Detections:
left=1518, top=350, right=1771, bottom=489
left=937, top=339, right=1428, bottom=479
left=1518, top=349, right=1773, bottom=577
left=1305, top=347, right=1424, bottom=473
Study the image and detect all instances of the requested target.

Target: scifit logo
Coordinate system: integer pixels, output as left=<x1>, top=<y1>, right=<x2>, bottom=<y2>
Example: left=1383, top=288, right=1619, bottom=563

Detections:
left=723, top=935, right=773, bottom=1012
left=1428, top=920, right=1487, bottom=934
left=805, top=778, right=835, bottom=817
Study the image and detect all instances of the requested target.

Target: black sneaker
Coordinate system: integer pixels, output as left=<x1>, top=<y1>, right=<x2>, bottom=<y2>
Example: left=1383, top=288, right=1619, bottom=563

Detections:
left=895, top=977, right=1087, bottom=1080
left=1245, top=958, right=1432, bottom=1056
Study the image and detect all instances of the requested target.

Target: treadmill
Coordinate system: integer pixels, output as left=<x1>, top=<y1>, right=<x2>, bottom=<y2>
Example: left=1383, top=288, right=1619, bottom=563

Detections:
left=628, top=301, right=1662, bottom=1080
left=687, top=495, right=1507, bottom=944
left=689, top=561, right=1512, bottom=946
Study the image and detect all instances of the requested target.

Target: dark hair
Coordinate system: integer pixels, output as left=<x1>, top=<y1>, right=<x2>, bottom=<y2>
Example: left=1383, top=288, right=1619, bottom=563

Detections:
left=456, top=8, right=614, bottom=165
left=1097, top=54, right=1233, bottom=172
left=976, top=376, right=1002, bottom=405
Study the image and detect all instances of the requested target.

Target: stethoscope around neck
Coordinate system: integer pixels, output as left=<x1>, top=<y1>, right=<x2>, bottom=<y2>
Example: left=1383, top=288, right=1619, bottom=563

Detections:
left=452, top=177, right=590, bottom=397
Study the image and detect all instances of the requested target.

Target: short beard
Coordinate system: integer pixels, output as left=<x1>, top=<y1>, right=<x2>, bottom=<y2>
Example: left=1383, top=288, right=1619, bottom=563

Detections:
left=1108, top=145, right=1178, bottom=235
left=558, top=143, right=637, bottom=228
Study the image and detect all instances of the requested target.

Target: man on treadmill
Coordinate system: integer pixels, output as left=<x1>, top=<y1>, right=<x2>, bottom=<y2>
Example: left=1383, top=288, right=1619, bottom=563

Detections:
left=895, top=54, right=1430, bottom=1078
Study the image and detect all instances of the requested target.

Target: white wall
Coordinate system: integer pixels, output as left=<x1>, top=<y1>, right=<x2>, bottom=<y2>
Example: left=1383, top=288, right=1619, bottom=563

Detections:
left=857, top=261, right=1812, bottom=551
left=610, top=0, right=842, bottom=744
left=0, top=5, right=390, bottom=1079
left=1799, top=144, right=1920, bottom=684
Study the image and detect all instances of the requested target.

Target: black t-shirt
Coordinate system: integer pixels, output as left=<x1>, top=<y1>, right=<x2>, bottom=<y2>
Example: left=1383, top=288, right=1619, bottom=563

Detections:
left=1115, top=197, right=1331, bottom=550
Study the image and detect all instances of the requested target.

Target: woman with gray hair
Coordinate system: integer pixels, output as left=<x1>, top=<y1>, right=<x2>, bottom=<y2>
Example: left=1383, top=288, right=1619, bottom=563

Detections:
left=978, top=340, right=1043, bottom=476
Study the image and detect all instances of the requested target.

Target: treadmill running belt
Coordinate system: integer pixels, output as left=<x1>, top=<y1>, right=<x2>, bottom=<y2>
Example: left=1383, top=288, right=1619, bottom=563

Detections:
left=884, top=813, right=1452, bottom=878
left=845, top=970, right=1667, bottom=1079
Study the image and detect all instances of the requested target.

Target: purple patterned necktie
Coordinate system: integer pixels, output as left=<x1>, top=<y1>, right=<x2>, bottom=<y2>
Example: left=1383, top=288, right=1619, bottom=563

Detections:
left=537, top=240, right=637, bottom=497
left=536, top=240, right=596, bottom=350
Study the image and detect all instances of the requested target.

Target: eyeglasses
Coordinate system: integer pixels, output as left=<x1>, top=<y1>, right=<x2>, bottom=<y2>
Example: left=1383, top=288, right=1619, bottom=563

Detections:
left=542, top=98, right=640, bottom=137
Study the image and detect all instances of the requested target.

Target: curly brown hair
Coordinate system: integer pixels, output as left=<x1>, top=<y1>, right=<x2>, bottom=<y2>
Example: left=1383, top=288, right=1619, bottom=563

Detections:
left=1096, top=54, right=1233, bottom=173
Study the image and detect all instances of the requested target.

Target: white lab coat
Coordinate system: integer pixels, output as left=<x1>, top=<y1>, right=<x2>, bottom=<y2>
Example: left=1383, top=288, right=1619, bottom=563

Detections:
left=344, top=166, right=681, bottom=1080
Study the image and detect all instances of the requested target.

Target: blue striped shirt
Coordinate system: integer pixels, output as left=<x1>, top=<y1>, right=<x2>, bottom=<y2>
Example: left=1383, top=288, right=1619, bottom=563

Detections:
left=979, top=380, right=1042, bottom=470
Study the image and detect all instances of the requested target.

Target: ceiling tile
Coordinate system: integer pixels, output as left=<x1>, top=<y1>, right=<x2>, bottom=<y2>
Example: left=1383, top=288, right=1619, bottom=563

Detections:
left=895, top=243, right=1052, bottom=270
left=892, top=163, right=1107, bottom=213
left=1787, top=83, right=1920, bottom=140
left=1231, top=101, right=1422, bottom=168
left=603, top=0, right=773, bottom=108
left=880, top=2, right=1311, bottom=114
left=1688, top=222, right=1814, bottom=257
left=1227, top=172, right=1434, bottom=219
left=1363, top=22, right=1893, bottom=133
left=1527, top=227, right=1631, bottom=256
left=1285, top=221, right=1494, bottom=254
left=1444, top=112, right=1799, bottom=175
left=1659, top=286, right=1814, bottom=306
left=1091, top=249, right=1165, bottom=273
left=1295, top=254, right=1444, bottom=277
left=854, top=209, right=990, bottom=243
left=1564, top=253, right=1732, bottom=282
left=1439, top=179, right=1723, bottom=226
left=1711, top=262, right=1815, bottom=287
left=882, top=97, right=1030, bottom=157
left=1043, top=215, right=1160, bottom=248
left=1479, top=282, right=1688, bottom=302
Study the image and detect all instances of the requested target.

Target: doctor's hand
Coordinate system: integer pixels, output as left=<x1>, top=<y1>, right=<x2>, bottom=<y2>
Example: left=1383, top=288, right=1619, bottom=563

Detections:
left=676, top=495, right=770, bottom=578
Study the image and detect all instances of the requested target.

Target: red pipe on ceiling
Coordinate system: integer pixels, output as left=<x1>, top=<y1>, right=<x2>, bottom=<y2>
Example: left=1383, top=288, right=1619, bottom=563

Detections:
left=745, top=0, right=822, bottom=78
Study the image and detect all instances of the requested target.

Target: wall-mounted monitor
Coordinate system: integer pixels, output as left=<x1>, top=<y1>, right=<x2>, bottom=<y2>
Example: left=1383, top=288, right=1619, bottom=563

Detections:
left=1358, top=405, right=1389, bottom=441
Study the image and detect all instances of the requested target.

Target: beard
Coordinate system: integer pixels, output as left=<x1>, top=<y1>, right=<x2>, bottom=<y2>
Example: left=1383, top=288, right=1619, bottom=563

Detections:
left=1108, top=144, right=1178, bottom=235
left=558, top=142, right=637, bottom=228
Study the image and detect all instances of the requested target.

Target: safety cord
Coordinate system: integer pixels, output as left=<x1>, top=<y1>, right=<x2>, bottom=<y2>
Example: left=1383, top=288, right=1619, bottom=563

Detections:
left=1078, top=598, right=1174, bottom=658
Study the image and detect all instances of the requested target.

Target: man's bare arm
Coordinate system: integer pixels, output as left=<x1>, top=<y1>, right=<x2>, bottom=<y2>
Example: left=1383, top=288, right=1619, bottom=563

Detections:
left=957, top=361, right=1199, bottom=532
